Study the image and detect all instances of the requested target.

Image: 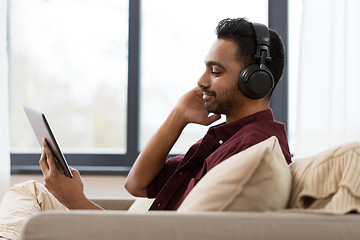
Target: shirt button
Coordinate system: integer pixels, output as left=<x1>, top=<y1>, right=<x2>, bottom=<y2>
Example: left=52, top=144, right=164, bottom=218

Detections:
left=179, top=172, right=183, bottom=175
left=219, top=140, right=224, bottom=144
left=157, top=203, right=161, bottom=207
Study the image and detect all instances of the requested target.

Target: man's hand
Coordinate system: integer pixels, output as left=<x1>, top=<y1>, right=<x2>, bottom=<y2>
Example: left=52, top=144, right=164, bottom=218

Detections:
left=125, top=87, right=221, bottom=197
left=174, top=87, right=221, bottom=126
left=39, top=139, right=102, bottom=210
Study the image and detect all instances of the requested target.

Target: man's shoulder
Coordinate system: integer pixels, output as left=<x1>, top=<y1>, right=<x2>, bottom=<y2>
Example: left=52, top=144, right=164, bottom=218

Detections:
left=232, top=120, right=285, bottom=140
left=230, top=120, right=291, bottom=164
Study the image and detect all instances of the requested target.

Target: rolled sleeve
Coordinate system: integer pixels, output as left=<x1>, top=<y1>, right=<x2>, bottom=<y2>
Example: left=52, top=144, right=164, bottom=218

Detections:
left=147, top=155, right=184, bottom=198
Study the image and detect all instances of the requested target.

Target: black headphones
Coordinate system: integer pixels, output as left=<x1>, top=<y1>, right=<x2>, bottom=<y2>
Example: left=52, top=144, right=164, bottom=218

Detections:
left=238, top=22, right=274, bottom=99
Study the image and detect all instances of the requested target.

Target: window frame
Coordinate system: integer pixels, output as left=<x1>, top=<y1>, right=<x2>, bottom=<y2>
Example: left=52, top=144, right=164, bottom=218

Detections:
left=10, top=0, right=288, bottom=175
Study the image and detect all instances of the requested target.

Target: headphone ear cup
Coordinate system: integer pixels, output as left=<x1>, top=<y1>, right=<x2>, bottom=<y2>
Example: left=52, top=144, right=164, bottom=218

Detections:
left=238, top=64, right=274, bottom=99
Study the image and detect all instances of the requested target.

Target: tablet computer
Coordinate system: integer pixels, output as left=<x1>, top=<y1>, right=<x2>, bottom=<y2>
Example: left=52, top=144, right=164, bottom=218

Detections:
left=23, top=105, right=73, bottom=178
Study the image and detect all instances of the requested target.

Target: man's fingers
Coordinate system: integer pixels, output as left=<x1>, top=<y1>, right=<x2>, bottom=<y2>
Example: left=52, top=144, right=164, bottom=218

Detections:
left=69, top=167, right=81, bottom=180
left=39, top=151, right=49, bottom=177
left=192, top=86, right=203, bottom=97
left=42, top=138, right=59, bottom=172
left=205, top=114, right=221, bottom=125
left=211, top=114, right=221, bottom=121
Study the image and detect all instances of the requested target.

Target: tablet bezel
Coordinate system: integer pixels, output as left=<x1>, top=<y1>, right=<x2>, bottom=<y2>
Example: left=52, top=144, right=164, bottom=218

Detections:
left=23, top=106, right=73, bottom=178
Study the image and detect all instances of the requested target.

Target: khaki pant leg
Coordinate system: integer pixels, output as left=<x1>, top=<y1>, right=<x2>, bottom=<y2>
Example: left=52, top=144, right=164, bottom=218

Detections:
left=0, top=180, right=68, bottom=240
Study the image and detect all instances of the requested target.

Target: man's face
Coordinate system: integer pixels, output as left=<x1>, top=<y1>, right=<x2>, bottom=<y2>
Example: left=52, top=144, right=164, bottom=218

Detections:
left=197, top=39, right=244, bottom=116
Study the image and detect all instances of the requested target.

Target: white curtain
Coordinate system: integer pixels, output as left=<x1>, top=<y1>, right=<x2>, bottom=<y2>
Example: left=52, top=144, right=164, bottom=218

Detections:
left=295, top=0, right=360, bottom=157
left=0, top=0, right=10, bottom=200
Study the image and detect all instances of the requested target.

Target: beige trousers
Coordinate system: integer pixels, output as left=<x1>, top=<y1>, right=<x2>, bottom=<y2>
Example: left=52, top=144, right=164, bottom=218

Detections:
left=0, top=180, right=68, bottom=240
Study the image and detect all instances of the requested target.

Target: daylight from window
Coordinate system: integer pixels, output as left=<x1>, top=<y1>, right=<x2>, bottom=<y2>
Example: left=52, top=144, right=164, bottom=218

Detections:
left=141, top=0, right=268, bottom=153
left=10, top=0, right=128, bottom=153
left=10, top=0, right=268, bottom=154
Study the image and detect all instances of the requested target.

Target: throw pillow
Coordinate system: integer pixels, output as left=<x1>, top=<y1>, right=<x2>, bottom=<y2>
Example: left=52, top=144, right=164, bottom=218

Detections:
left=177, top=136, right=292, bottom=212
left=289, top=142, right=360, bottom=214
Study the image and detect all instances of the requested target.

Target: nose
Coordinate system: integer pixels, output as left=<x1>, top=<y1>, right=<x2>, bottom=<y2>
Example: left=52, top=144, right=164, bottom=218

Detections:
left=197, top=71, right=210, bottom=89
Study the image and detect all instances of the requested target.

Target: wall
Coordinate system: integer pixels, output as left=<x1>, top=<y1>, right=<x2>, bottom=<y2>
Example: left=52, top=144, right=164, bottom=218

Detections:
left=0, top=0, right=10, bottom=200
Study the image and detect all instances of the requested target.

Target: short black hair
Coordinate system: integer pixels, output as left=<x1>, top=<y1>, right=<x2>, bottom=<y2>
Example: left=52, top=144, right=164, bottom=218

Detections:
left=216, top=17, right=285, bottom=96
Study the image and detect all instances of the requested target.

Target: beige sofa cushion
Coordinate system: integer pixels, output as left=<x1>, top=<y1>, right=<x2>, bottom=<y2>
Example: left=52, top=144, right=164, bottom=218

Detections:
left=178, top=136, right=291, bottom=212
left=19, top=211, right=360, bottom=240
left=127, top=198, right=154, bottom=212
left=289, top=142, right=360, bottom=214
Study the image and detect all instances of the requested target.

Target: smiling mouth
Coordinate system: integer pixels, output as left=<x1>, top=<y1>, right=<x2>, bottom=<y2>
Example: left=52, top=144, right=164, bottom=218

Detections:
left=203, top=93, right=214, bottom=102
left=202, top=88, right=216, bottom=102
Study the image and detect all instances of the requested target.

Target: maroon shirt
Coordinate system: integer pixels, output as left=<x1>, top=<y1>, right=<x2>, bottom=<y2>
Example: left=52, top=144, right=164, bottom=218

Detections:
left=147, top=109, right=291, bottom=210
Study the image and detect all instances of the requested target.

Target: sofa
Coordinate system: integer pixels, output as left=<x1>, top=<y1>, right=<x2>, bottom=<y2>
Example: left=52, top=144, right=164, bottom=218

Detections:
left=18, top=137, right=360, bottom=240
left=18, top=199, right=360, bottom=240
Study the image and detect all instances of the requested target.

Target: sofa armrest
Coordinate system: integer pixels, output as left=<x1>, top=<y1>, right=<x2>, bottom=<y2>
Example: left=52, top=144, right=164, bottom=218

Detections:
left=19, top=211, right=360, bottom=240
left=91, top=198, right=135, bottom=210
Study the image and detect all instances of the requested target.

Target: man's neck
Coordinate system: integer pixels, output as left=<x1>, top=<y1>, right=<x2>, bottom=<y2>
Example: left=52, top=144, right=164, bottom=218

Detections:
left=226, top=103, right=270, bottom=123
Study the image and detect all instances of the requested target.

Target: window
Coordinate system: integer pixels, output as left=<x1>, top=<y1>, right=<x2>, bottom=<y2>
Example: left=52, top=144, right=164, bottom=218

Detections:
left=288, top=0, right=301, bottom=155
left=10, top=0, right=287, bottom=174
left=10, top=0, right=128, bottom=152
left=140, top=0, right=268, bottom=153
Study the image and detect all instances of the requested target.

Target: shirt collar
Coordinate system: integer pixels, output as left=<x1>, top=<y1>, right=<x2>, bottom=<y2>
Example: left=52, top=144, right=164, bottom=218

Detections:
left=209, top=108, right=275, bottom=143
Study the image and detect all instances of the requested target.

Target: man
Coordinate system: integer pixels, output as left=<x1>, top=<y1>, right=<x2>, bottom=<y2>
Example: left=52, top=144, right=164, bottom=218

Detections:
left=0, top=17, right=290, bottom=239
left=124, top=17, right=291, bottom=210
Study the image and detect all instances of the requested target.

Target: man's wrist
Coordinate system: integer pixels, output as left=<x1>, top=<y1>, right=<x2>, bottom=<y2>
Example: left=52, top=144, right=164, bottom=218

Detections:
left=66, top=194, right=102, bottom=210
left=169, top=107, right=189, bottom=129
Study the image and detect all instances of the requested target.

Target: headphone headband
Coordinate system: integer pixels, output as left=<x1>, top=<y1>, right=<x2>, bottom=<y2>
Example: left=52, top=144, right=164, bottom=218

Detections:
left=252, top=23, right=271, bottom=61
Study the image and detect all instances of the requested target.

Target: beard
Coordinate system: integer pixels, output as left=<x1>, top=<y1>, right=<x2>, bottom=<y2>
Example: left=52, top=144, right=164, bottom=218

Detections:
left=203, top=85, right=243, bottom=115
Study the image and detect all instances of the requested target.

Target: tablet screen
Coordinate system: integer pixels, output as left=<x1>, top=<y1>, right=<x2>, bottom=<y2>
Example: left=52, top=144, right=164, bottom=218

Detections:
left=23, top=105, right=73, bottom=178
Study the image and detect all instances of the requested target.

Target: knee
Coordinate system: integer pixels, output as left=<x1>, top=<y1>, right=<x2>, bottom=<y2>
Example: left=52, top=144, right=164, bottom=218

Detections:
left=10, top=180, right=46, bottom=197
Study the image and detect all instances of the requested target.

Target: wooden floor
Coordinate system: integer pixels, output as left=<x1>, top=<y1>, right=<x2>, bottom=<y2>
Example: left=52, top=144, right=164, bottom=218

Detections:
left=10, top=174, right=134, bottom=199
